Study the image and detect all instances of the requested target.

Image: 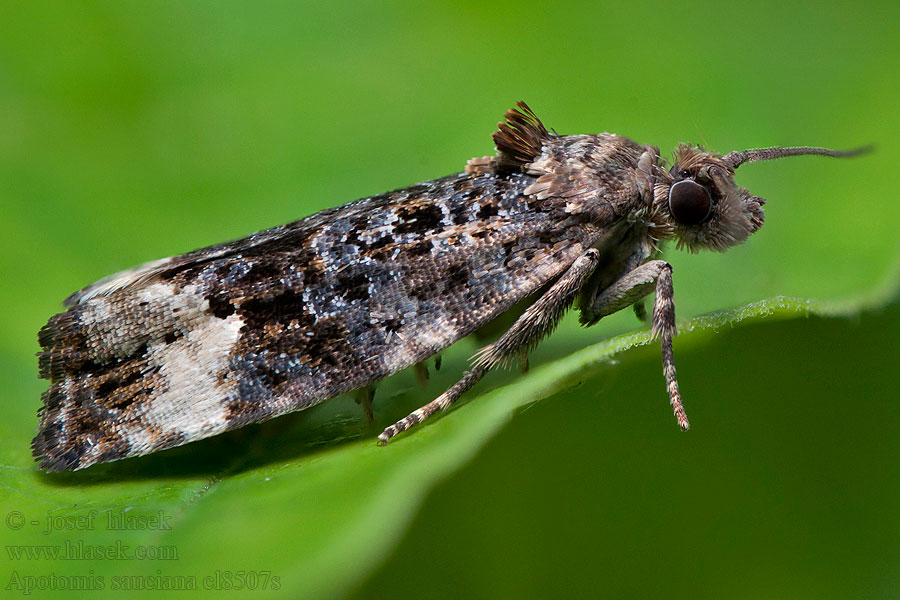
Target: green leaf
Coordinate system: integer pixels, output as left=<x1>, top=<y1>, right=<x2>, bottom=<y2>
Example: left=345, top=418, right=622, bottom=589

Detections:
left=352, top=294, right=900, bottom=600
left=2, top=283, right=896, bottom=599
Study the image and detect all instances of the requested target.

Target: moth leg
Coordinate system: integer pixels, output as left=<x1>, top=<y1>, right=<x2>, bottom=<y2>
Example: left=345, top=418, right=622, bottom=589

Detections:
left=414, top=362, right=430, bottom=389
left=633, top=300, right=648, bottom=323
left=355, top=386, right=376, bottom=424
left=581, top=260, right=689, bottom=431
left=377, top=368, right=486, bottom=445
left=378, top=249, right=602, bottom=444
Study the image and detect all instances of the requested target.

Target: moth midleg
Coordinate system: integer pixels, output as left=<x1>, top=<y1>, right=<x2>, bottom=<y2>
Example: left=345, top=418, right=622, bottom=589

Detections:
left=377, top=249, right=602, bottom=444
left=581, top=260, right=689, bottom=430
left=377, top=368, right=486, bottom=445
left=633, top=300, right=648, bottom=323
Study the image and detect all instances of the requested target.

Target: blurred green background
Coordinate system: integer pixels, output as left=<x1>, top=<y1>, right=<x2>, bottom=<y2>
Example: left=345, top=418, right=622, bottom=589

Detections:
left=1, top=1, right=897, bottom=598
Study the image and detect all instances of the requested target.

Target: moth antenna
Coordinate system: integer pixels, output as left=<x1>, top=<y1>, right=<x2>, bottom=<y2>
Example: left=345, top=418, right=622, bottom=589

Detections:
left=723, top=145, right=873, bottom=169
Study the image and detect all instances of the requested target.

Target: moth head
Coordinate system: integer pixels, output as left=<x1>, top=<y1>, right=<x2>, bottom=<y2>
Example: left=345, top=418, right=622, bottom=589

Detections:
left=655, top=143, right=871, bottom=252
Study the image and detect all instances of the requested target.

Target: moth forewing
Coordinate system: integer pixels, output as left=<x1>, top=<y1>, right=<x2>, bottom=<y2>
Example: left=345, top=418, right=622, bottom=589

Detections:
left=34, top=101, right=868, bottom=471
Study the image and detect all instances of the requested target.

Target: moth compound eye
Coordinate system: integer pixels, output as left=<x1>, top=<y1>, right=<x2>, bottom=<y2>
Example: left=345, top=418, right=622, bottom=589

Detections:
left=668, top=180, right=713, bottom=225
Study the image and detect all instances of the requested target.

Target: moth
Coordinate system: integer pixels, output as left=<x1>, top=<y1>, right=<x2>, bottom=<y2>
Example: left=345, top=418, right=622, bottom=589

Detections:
left=34, top=102, right=866, bottom=471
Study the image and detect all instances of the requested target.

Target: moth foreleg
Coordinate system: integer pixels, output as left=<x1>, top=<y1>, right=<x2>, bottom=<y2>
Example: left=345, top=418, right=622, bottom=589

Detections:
left=377, top=248, right=603, bottom=444
left=581, top=260, right=689, bottom=430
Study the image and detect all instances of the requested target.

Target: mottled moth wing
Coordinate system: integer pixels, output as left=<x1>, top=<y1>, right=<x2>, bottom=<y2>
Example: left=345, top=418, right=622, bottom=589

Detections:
left=35, top=168, right=592, bottom=471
